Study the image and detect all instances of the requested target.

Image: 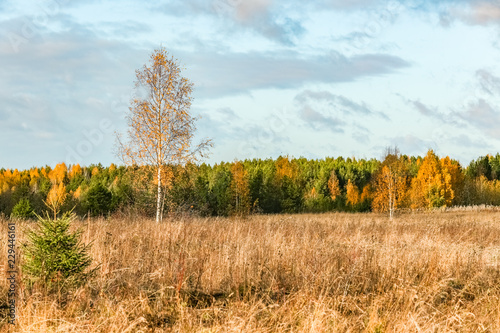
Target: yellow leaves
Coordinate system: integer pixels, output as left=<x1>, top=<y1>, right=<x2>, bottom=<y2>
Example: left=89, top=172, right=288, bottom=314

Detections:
left=91, top=167, right=99, bottom=176
left=118, top=47, right=202, bottom=174
left=360, top=184, right=372, bottom=203
left=11, top=169, right=21, bottom=185
left=328, top=170, right=341, bottom=201
left=45, top=182, right=67, bottom=219
left=0, top=169, right=22, bottom=193
left=29, top=168, right=40, bottom=181
left=231, top=161, right=251, bottom=216
left=276, top=156, right=296, bottom=180
left=153, top=165, right=174, bottom=189
left=411, top=150, right=456, bottom=209
left=440, top=156, right=464, bottom=205
left=372, top=163, right=409, bottom=214
left=47, top=183, right=66, bottom=205
left=109, top=163, right=117, bottom=172
left=29, top=168, right=40, bottom=191
left=49, top=162, right=67, bottom=184
left=305, top=187, right=319, bottom=200
left=73, top=186, right=82, bottom=200
left=41, top=167, right=50, bottom=178
left=346, top=179, right=360, bottom=207
left=69, top=164, right=82, bottom=178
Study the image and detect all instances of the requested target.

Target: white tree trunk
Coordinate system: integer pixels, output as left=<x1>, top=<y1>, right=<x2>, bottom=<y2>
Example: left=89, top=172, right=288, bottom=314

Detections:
left=388, top=168, right=394, bottom=220
left=156, top=166, right=162, bottom=223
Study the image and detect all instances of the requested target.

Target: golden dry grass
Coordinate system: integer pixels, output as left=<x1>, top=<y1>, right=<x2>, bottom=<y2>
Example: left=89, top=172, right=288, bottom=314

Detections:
left=2, top=211, right=500, bottom=332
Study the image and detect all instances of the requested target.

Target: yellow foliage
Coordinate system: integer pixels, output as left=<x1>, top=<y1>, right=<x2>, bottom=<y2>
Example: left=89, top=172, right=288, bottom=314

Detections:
left=440, top=156, right=464, bottom=205
left=310, top=187, right=318, bottom=199
left=45, top=183, right=67, bottom=218
left=328, top=170, right=341, bottom=201
left=115, top=47, right=212, bottom=222
left=372, top=164, right=408, bottom=214
left=360, top=184, right=372, bottom=202
left=29, top=168, right=40, bottom=191
left=73, top=186, right=82, bottom=199
left=158, top=165, right=174, bottom=188
left=276, top=156, right=296, bottom=180
left=346, top=179, right=360, bottom=206
left=11, top=169, right=21, bottom=185
left=231, top=161, right=251, bottom=216
left=411, top=150, right=455, bottom=209
left=49, top=163, right=67, bottom=184
left=41, top=167, right=49, bottom=178
left=69, top=164, right=82, bottom=178
left=29, top=168, right=40, bottom=181
left=91, top=167, right=99, bottom=176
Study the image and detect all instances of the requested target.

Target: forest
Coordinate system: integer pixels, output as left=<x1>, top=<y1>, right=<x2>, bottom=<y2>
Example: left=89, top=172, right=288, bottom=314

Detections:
left=2, top=150, right=500, bottom=219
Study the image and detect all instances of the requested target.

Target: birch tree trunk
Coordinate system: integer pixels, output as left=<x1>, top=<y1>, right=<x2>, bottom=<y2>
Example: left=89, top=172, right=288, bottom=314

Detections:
left=156, top=166, right=162, bottom=223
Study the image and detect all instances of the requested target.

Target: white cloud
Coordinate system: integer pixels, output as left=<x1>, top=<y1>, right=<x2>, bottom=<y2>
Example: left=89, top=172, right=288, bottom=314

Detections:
left=467, top=1, right=500, bottom=24
left=459, top=99, right=500, bottom=139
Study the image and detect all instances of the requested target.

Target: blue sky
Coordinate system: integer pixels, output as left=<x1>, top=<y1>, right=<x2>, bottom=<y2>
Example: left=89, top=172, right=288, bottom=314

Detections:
left=1, top=0, right=500, bottom=169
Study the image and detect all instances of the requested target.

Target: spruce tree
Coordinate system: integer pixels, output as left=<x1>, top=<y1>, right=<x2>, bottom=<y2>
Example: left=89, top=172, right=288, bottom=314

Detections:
left=22, top=211, right=97, bottom=292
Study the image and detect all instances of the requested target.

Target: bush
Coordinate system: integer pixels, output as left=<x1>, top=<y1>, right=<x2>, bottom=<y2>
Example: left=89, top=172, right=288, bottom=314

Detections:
left=21, top=211, right=97, bottom=292
left=11, top=198, right=33, bottom=219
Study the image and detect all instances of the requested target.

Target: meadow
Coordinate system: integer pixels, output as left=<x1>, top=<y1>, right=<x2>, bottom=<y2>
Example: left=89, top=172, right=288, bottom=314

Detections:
left=2, top=210, right=500, bottom=332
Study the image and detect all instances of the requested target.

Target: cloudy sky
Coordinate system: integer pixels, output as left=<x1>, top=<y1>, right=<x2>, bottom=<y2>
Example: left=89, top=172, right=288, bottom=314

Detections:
left=1, top=0, right=500, bottom=169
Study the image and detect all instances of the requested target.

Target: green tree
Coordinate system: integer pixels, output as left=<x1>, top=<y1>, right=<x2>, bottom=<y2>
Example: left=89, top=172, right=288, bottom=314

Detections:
left=84, top=182, right=113, bottom=217
left=11, top=198, right=33, bottom=219
left=22, top=212, right=97, bottom=292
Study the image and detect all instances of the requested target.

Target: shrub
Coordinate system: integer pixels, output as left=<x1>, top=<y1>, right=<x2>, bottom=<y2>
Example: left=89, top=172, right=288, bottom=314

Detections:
left=21, top=211, right=97, bottom=292
left=11, top=198, right=33, bottom=219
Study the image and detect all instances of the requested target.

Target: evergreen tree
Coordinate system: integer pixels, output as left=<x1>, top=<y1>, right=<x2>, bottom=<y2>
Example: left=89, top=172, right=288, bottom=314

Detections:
left=22, top=212, right=97, bottom=292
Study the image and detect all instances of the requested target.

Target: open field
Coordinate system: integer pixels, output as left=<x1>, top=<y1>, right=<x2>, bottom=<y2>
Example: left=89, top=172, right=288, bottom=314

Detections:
left=2, top=211, right=500, bottom=332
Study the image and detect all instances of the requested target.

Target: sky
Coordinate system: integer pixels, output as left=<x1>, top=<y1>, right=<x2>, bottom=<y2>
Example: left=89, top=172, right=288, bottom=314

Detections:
left=1, top=0, right=500, bottom=169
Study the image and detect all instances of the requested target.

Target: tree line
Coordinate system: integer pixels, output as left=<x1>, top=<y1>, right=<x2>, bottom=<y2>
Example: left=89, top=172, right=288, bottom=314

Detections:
left=2, top=150, right=500, bottom=219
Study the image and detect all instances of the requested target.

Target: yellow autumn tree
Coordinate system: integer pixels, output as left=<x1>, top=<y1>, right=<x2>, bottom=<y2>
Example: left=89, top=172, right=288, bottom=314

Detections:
left=410, top=150, right=454, bottom=209
left=372, top=148, right=409, bottom=219
left=116, top=47, right=212, bottom=222
left=275, top=156, right=297, bottom=180
left=230, top=161, right=251, bottom=216
left=11, top=169, right=21, bottom=190
left=91, top=167, right=99, bottom=177
left=346, top=179, right=360, bottom=208
left=45, top=182, right=67, bottom=219
left=49, top=162, right=67, bottom=184
left=360, top=184, right=372, bottom=203
left=328, top=170, right=341, bottom=201
left=69, top=164, right=82, bottom=179
left=29, top=168, right=40, bottom=192
left=440, top=156, right=464, bottom=205
left=41, top=167, right=50, bottom=179
left=1, top=170, right=11, bottom=193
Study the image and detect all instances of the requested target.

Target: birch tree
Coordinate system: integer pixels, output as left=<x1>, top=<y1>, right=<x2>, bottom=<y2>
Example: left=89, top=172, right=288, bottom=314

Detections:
left=372, top=147, right=409, bottom=219
left=116, top=47, right=212, bottom=222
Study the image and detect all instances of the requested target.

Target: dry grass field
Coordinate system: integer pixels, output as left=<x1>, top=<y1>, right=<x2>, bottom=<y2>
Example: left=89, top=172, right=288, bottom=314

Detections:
left=2, top=211, right=500, bottom=332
